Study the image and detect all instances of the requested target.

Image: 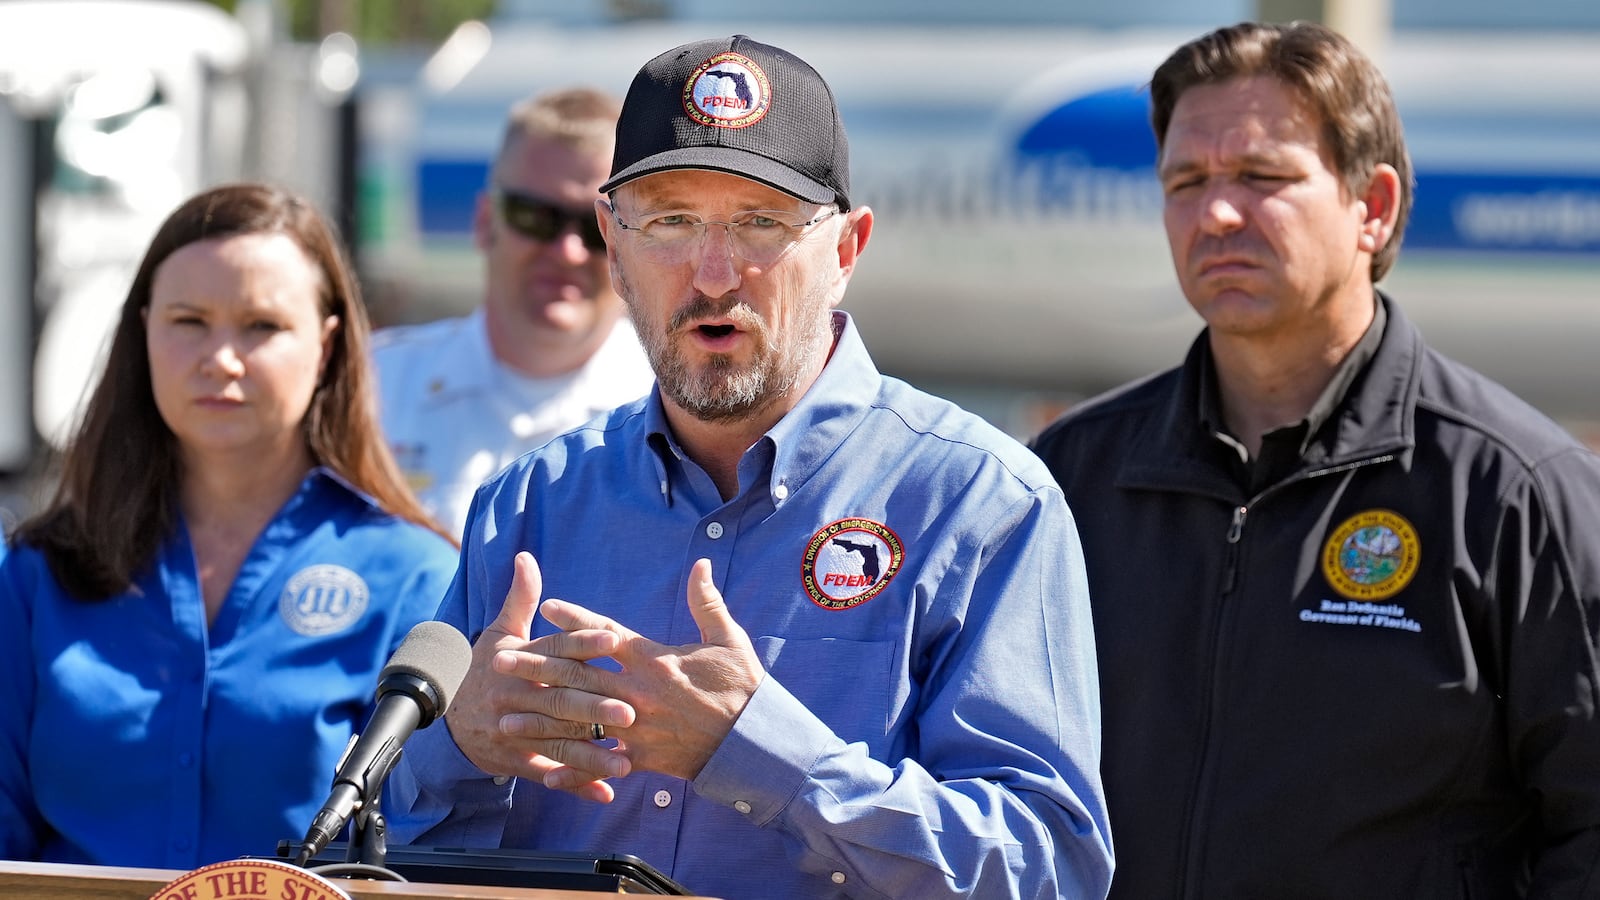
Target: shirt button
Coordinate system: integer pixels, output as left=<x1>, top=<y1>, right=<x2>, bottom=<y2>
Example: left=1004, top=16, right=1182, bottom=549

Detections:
left=705, top=521, right=724, bottom=539
left=493, top=776, right=511, bottom=785
left=831, top=871, right=847, bottom=884
left=173, top=838, right=191, bottom=851
left=733, top=800, right=752, bottom=815
left=177, top=752, right=193, bottom=767
left=653, top=790, right=672, bottom=808
left=774, top=484, right=789, bottom=501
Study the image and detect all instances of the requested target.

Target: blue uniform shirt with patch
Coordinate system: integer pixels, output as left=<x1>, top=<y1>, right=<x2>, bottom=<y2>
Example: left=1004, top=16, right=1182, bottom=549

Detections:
left=386, top=312, right=1114, bottom=900
left=0, top=470, right=458, bottom=869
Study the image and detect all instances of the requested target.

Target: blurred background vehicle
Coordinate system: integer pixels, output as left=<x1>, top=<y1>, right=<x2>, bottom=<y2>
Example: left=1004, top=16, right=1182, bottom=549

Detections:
left=0, top=0, right=358, bottom=523
left=2, top=1, right=249, bottom=463
left=366, top=0, right=1600, bottom=441
left=3, top=0, right=1597, bottom=525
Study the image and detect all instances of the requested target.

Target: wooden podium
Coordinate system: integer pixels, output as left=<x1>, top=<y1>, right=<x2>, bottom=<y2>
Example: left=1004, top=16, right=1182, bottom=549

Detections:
left=0, top=859, right=721, bottom=899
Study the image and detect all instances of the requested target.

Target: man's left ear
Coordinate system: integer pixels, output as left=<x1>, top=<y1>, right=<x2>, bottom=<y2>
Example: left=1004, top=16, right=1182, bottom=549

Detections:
left=1357, top=164, right=1401, bottom=254
left=835, top=206, right=873, bottom=280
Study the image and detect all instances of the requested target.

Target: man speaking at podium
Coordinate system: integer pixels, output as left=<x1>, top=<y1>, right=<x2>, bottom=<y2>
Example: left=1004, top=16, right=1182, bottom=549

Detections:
left=385, top=34, right=1114, bottom=900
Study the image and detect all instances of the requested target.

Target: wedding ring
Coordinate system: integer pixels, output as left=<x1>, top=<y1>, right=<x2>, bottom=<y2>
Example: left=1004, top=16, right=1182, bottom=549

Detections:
left=591, top=722, right=606, bottom=741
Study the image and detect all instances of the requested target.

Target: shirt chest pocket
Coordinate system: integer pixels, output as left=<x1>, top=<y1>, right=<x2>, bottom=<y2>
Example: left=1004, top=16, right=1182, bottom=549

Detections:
left=754, top=636, right=897, bottom=758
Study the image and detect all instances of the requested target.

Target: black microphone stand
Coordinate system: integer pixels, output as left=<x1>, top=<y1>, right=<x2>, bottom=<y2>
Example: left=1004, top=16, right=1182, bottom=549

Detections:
left=345, top=786, right=389, bottom=868
left=282, top=755, right=408, bottom=883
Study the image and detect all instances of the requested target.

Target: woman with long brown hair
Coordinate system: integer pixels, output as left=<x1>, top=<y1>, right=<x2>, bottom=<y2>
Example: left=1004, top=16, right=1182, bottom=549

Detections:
left=0, top=183, right=459, bottom=868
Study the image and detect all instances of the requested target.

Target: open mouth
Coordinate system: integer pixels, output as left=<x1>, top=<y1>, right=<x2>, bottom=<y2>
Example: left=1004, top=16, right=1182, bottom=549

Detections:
left=699, top=323, right=736, bottom=338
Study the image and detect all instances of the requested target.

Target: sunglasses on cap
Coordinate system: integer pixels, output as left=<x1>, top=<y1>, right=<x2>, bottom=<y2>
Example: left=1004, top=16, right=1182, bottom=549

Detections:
left=492, top=187, right=607, bottom=251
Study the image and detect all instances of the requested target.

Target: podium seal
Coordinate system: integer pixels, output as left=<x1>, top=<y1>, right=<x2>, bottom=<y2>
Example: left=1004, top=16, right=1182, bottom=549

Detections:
left=151, top=857, right=351, bottom=900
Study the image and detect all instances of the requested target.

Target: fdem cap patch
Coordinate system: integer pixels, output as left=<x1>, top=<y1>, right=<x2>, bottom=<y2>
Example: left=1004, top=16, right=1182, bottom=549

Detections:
left=683, top=51, right=772, bottom=129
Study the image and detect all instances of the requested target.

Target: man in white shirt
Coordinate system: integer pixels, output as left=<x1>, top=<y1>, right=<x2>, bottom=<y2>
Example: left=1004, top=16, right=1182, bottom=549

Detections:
left=374, top=87, right=654, bottom=535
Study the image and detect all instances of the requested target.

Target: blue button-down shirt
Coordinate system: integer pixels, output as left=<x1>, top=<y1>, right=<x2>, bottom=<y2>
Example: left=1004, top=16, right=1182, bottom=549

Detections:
left=0, top=470, right=459, bottom=869
left=388, top=313, right=1113, bottom=899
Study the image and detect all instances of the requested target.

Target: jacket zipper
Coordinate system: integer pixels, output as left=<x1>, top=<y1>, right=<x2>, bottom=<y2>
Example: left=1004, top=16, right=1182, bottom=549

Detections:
left=1222, top=505, right=1247, bottom=591
left=1179, top=503, right=1250, bottom=899
left=1178, top=454, right=1396, bottom=898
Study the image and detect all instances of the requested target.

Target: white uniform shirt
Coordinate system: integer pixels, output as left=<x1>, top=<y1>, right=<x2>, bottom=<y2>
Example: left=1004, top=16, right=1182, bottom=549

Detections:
left=373, top=309, right=653, bottom=536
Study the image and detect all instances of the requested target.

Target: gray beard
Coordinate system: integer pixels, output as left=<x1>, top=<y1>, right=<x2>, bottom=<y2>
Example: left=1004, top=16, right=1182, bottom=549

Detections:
left=619, top=267, right=833, bottom=424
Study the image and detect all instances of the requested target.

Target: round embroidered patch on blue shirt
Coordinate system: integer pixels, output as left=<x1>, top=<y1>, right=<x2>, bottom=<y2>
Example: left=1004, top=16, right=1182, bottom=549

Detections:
left=279, top=564, right=371, bottom=635
left=801, top=518, right=904, bottom=610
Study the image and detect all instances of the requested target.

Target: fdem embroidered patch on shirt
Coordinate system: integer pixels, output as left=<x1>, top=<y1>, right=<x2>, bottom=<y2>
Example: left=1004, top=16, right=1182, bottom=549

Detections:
left=801, top=518, right=904, bottom=610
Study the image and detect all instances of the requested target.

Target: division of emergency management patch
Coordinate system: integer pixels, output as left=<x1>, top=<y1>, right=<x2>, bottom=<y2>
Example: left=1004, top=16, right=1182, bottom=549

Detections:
left=1320, top=509, right=1420, bottom=601
left=279, top=564, right=371, bottom=636
left=683, top=51, right=772, bottom=129
left=802, top=518, right=904, bottom=610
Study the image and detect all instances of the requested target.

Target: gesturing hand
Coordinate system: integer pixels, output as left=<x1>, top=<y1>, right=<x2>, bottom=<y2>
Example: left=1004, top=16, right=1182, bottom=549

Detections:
left=443, top=551, right=636, bottom=803
left=527, top=557, right=766, bottom=790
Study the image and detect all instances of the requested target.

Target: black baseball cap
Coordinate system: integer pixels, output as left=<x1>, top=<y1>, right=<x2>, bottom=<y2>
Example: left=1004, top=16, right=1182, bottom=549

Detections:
left=600, top=34, right=851, bottom=210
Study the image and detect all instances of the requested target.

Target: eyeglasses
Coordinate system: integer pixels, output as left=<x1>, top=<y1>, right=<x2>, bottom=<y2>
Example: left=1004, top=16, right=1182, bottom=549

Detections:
left=493, top=188, right=607, bottom=251
left=608, top=206, right=838, bottom=266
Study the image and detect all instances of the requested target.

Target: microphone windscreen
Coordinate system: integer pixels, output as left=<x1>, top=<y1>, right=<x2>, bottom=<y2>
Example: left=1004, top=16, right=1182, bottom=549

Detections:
left=380, top=620, right=474, bottom=715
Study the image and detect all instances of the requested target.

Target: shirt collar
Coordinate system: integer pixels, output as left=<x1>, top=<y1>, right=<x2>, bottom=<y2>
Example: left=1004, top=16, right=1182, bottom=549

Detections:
left=643, top=311, right=880, bottom=508
left=192, top=466, right=383, bottom=552
left=413, top=308, right=501, bottom=402
left=1197, top=296, right=1387, bottom=456
left=1118, top=292, right=1418, bottom=493
left=303, top=465, right=384, bottom=512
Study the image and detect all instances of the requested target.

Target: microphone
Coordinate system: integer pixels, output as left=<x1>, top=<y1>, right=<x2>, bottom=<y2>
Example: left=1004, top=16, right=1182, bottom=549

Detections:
left=294, top=620, right=473, bottom=866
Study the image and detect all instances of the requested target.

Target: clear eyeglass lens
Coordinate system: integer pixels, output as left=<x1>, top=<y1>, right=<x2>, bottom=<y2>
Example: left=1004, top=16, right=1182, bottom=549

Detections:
left=624, top=210, right=833, bottom=265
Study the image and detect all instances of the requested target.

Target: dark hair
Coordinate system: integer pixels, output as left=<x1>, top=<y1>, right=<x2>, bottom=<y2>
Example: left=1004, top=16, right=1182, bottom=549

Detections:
left=1149, top=21, right=1414, bottom=281
left=12, top=183, right=454, bottom=598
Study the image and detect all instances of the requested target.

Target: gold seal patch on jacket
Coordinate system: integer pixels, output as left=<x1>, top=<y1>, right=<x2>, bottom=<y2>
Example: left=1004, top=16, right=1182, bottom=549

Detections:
left=1321, top=509, right=1420, bottom=601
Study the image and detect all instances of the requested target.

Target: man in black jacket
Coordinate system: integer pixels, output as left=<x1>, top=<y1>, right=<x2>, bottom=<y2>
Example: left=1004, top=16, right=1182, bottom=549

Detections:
left=1030, top=20, right=1600, bottom=898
